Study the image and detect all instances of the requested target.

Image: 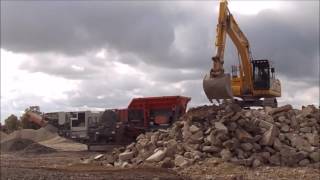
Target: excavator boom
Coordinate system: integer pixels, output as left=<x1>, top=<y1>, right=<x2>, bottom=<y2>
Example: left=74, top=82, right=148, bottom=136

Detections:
left=203, top=0, right=254, bottom=102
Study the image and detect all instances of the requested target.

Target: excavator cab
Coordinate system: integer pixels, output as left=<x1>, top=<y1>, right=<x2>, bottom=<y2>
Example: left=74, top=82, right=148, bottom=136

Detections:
left=252, top=60, right=271, bottom=90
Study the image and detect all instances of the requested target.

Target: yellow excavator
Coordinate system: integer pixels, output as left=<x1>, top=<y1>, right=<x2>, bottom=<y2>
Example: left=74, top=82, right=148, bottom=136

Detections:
left=203, top=0, right=281, bottom=107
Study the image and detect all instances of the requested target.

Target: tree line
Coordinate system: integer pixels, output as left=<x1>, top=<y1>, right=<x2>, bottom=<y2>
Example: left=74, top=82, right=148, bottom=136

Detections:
left=1, top=107, right=42, bottom=134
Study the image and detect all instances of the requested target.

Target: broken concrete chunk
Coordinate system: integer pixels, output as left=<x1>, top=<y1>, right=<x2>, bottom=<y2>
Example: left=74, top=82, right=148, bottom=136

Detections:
left=264, top=147, right=276, bottom=154
left=189, top=130, right=204, bottom=143
left=281, top=124, right=290, bottom=133
left=220, top=149, right=232, bottom=161
left=214, top=122, right=228, bottom=134
left=269, top=104, right=292, bottom=115
left=121, top=162, right=131, bottom=168
left=182, top=122, right=192, bottom=141
left=273, top=138, right=282, bottom=151
left=241, top=143, right=253, bottom=151
left=269, top=153, right=281, bottom=165
left=305, top=133, right=319, bottom=146
left=299, top=105, right=315, bottom=118
left=252, top=143, right=261, bottom=151
left=119, top=151, right=134, bottom=161
left=278, top=116, right=286, bottom=122
left=204, top=128, right=212, bottom=135
left=228, top=122, right=238, bottom=131
left=280, top=149, right=307, bottom=166
left=146, top=148, right=167, bottom=162
left=160, top=157, right=174, bottom=168
left=166, top=139, right=178, bottom=157
left=202, top=146, right=221, bottom=153
left=309, top=151, right=320, bottom=162
left=289, top=134, right=314, bottom=152
left=259, top=120, right=273, bottom=129
left=189, top=125, right=200, bottom=133
left=94, top=154, right=104, bottom=160
left=300, top=127, right=312, bottom=133
left=299, top=159, right=310, bottom=166
left=150, top=132, right=160, bottom=145
left=231, top=112, right=242, bottom=121
left=260, top=125, right=279, bottom=146
left=259, top=152, right=271, bottom=162
left=235, top=128, right=253, bottom=142
left=174, top=154, right=189, bottom=167
left=222, top=138, right=239, bottom=150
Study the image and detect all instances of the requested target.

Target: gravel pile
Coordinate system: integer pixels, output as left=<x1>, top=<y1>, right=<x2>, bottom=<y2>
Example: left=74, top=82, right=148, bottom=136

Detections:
left=0, top=131, right=8, bottom=140
left=0, top=124, right=86, bottom=152
left=1, top=138, right=57, bottom=155
left=0, top=124, right=58, bottom=143
left=103, top=103, right=319, bottom=168
left=1, top=138, right=36, bottom=152
left=21, top=142, right=57, bottom=154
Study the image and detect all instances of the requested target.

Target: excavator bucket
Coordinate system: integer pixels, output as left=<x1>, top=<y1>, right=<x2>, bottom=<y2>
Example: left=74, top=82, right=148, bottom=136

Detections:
left=203, top=73, right=233, bottom=102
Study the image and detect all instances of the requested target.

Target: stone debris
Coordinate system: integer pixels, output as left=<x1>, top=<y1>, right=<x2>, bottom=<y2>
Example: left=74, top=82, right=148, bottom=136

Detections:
left=119, top=151, right=134, bottom=161
left=102, top=103, right=319, bottom=168
left=94, top=154, right=104, bottom=160
left=146, top=148, right=167, bottom=162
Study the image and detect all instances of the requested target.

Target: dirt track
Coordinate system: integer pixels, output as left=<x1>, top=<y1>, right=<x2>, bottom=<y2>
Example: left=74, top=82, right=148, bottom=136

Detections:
left=1, top=151, right=319, bottom=180
left=0, top=151, right=186, bottom=180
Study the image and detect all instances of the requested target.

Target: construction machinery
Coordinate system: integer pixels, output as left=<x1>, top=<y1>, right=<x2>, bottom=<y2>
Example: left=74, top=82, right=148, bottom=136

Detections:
left=203, top=0, right=281, bottom=107
left=87, top=96, right=190, bottom=150
left=27, top=96, right=191, bottom=151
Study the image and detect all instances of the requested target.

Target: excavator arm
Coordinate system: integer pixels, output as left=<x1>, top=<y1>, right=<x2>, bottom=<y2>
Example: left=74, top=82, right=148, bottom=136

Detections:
left=225, top=9, right=254, bottom=94
left=203, top=0, right=254, bottom=102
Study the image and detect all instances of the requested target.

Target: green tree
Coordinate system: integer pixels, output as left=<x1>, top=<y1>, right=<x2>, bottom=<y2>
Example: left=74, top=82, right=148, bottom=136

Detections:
left=4, top=114, right=21, bottom=133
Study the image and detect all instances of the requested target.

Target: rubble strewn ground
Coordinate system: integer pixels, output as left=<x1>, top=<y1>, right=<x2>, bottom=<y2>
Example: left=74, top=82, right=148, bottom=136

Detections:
left=1, top=151, right=318, bottom=180
left=179, top=157, right=319, bottom=180
left=1, top=103, right=319, bottom=179
left=103, top=103, right=319, bottom=169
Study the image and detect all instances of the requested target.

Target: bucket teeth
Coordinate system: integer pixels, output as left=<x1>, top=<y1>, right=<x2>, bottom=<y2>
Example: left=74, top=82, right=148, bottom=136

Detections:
left=203, top=73, right=233, bottom=102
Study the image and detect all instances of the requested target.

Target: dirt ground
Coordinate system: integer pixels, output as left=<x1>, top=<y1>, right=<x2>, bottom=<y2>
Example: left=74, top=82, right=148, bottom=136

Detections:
left=1, top=151, right=319, bottom=180
left=0, top=151, right=186, bottom=180
left=179, top=158, right=320, bottom=180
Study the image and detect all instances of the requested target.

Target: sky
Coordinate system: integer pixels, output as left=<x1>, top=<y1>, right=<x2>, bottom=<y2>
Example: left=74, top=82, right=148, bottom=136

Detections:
left=1, top=1, right=319, bottom=121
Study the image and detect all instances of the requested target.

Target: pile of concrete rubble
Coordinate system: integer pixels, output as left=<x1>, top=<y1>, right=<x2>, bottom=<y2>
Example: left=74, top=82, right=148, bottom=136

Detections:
left=104, top=103, right=319, bottom=168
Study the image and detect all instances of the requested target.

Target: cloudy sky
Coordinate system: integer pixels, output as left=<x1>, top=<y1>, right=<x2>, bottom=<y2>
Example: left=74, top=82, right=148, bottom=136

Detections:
left=1, top=1, right=319, bottom=121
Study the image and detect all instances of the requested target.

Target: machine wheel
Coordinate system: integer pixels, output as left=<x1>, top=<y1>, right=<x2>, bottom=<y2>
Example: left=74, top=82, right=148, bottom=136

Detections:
left=263, top=98, right=278, bottom=108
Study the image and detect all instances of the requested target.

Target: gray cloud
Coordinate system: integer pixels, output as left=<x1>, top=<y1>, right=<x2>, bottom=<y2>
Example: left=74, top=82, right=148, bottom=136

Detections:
left=2, top=1, right=318, bottom=82
left=1, top=1, right=319, bottom=120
